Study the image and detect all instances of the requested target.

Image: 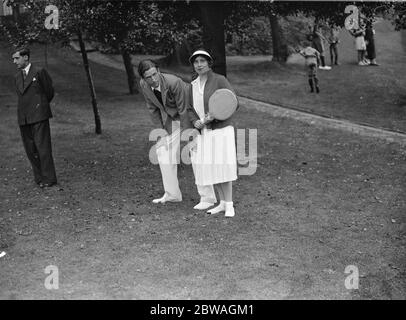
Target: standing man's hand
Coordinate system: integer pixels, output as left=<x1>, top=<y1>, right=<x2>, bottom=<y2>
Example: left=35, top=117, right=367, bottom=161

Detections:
left=156, top=137, right=167, bottom=151
left=156, top=131, right=169, bottom=150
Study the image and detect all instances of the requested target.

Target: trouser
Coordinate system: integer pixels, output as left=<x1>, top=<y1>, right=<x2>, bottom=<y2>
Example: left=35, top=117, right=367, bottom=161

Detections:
left=191, top=157, right=217, bottom=204
left=156, top=127, right=216, bottom=203
left=19, top=119, right=57, bottom=184
left=357, top=50, right=366, bottom=62
left=330, top=43, right=338, bottom=64
left=308, top=63, right=319, bottom=91
left=319, top=55, right=326, bottom=67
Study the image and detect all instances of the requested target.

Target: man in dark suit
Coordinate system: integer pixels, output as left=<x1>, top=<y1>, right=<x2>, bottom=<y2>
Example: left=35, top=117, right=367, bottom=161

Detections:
left=138, top=60, right=216, bottom=208
left=12, top=47, right=57, bottom=188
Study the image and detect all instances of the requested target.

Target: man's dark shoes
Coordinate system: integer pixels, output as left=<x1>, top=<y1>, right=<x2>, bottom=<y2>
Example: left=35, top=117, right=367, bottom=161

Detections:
left=39, top=182, right=57, bottom=188
left=316, top=86, right=320, bottom=93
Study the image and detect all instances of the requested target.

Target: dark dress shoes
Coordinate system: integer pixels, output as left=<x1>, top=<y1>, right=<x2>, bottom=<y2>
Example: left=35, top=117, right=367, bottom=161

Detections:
left=39, top=182, right=57, bottom=188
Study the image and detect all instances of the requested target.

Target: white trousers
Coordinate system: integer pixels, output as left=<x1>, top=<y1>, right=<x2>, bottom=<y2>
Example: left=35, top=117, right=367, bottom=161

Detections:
left=156, top=128, right=216, bottom=203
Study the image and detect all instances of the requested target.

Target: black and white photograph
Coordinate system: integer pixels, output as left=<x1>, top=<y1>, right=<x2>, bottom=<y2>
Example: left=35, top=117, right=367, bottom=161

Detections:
left=0, top=0, right=405, bottom=304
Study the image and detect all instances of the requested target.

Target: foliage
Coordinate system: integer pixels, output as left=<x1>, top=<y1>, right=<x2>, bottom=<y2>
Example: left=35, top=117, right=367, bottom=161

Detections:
left=0, top=0, right=63, bottom=47
left=0, top=0, right=202, bottom=56
left=127, top=1, right=201, bottom=55
left=280, top=14, right=314, bottom=55
left=391, top=1, right=406, bottom=30
left=226, top=17, right=272, bottom=55
left=2, top=0, right=404, bottom=57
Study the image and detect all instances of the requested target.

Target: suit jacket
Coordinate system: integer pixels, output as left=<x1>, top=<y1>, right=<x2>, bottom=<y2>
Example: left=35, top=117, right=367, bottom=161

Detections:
left=187, top=70, right=238, bottom=131
left=139, top=73, right=190, bottom=135
left=312, top=31, right=325, bottom=54
left=15, top=64, right=54, bottom=126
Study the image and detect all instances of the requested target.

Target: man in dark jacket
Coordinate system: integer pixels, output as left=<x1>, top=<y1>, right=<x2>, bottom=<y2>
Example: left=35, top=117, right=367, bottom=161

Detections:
left=365, top=20, right=379, bottom=66
left=12, top=47, right=57, bottom=188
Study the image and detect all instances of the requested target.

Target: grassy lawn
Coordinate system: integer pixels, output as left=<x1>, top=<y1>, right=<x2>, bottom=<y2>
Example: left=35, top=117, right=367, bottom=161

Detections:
left=0, top=37, right=405, bottom=299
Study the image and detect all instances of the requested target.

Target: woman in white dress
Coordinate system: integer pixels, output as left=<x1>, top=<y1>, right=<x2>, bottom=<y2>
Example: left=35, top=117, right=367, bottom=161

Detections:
left=187, top=50, right=238, bottom=217
left=350, top=24, right=368, bottom=65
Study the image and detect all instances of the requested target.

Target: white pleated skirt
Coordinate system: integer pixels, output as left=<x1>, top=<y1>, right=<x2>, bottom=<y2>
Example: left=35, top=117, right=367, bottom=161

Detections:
left=191, top=125, right=238, bottom=186
left=355, top=36, right=366, bottom=50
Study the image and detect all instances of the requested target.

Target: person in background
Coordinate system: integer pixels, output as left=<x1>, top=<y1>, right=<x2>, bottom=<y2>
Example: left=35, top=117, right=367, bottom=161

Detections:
left=365, top=20, right=379, bottom=66
left=299, top=41, right=321, bottom=93
left=350, top=23, right=368, bottom=66
left=311, top=24, right=331, bottom=70
left=328, top=26, right=340, bottom=66
left=12, top=47, right=57, bottom=188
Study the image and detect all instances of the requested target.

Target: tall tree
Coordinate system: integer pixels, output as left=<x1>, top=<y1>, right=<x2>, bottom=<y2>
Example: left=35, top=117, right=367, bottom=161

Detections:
left=82, top=0, right=141, bottom=95
left=197, top=1, right=227, bottom=76
left=77, top=30, right=101, bottom=134
left=56, top=0, right=103, bottom=133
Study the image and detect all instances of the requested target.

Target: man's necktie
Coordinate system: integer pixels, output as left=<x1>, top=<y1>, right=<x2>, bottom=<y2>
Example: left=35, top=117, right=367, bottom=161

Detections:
left=22, top=70, right=27, bottom=87
left=153, top=89, right=163, bottom=106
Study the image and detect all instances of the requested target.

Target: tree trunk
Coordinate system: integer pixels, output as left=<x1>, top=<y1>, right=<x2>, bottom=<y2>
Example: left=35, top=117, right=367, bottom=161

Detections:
left=121, top=49, right=138, bottom=95
left=77, top=31, right=102, bottom=134
left=171, top=44, right=183, bottom=66
left=44, top=30, right=49, bottom=69
left=164, top=40, right=192, bottom=67
left=12, top=4, right=20, bottom=23
left=269, top=13, right=287, bottom=62
left=44, top=41, right=48, bottom=68
left=198, top=1, right=227, bottom=76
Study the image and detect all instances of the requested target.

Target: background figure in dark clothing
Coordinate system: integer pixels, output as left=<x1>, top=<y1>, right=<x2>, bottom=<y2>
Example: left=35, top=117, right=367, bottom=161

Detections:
left=328, top=26, right=340, bottom=65
left=365, top=21, right=379, bottom=66
left=310, top=25, right=331, bottom=70
left=12, top=47, right=57, bottom=188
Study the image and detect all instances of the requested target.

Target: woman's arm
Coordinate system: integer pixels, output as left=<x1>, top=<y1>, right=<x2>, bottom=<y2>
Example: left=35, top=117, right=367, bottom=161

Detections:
left=218, top=75, right=234, bottom=92
left=205, top=74, right=238, bottom=124
left=186, top=83, right=203, bottom=129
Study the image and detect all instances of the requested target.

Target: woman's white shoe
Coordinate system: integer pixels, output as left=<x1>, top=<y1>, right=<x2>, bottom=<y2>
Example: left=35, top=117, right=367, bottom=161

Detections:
left=207, top=200, right=225, bottom=214
left=224, top=202, right=235, bottom=217
left=194, top=201, right=215, bottom=210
